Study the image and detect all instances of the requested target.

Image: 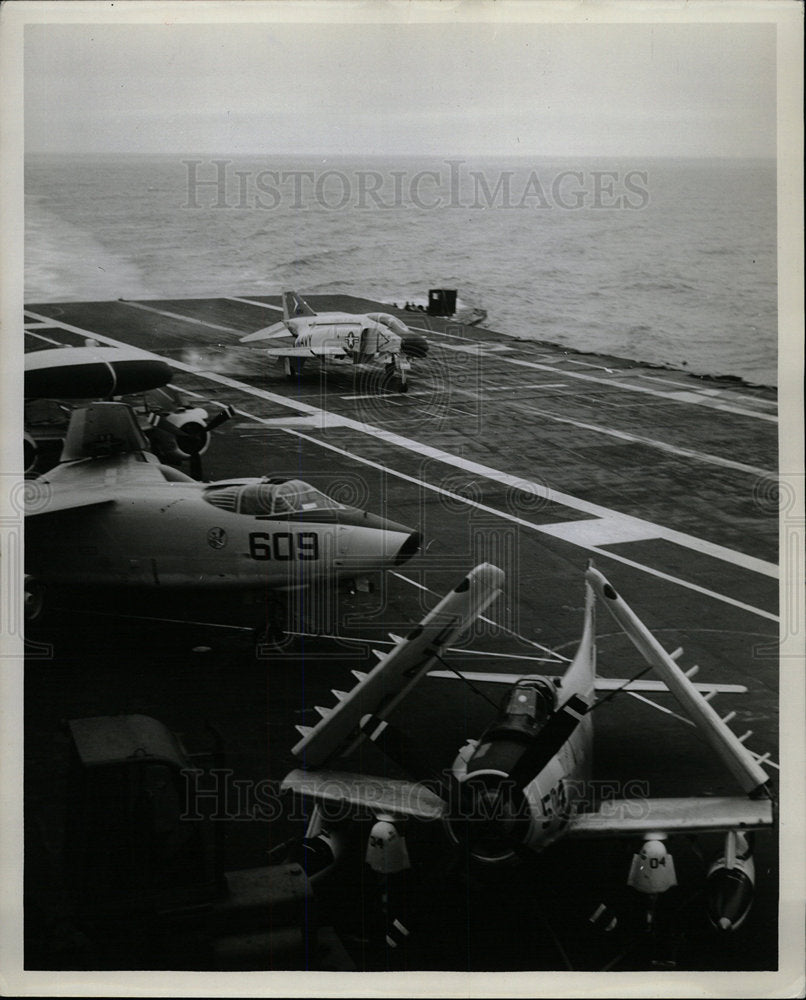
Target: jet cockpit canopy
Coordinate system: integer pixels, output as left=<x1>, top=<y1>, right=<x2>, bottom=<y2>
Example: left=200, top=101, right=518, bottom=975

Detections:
left=203, top=478, right=345, bottom=516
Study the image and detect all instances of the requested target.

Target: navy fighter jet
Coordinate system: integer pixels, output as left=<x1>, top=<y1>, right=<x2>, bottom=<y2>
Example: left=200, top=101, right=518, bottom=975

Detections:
left=240, top=291, right=428, bottom=392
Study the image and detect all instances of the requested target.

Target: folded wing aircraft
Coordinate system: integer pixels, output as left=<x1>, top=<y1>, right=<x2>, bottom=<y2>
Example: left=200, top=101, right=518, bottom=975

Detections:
left=281, top=563, right=774, bottom=940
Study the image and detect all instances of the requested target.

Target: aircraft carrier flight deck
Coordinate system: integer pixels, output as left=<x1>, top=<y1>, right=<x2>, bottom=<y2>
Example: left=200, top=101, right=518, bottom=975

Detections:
left=22, top=293, right=779, bottom=973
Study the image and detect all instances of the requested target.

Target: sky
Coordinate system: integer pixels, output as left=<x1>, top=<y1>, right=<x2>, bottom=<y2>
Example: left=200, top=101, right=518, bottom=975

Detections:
left=22, top=14, right=778, bottom=159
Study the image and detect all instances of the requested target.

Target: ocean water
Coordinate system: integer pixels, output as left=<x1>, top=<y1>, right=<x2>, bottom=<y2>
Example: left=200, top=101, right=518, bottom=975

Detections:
left=24, top=154, right=777, bottom=386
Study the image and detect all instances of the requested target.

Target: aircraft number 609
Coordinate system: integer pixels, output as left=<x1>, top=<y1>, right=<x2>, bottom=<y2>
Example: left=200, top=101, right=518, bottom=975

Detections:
left=248, top=531, right=319, bottom=561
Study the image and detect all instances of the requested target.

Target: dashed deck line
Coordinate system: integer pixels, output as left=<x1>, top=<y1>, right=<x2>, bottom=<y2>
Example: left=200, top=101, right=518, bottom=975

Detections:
left=494, top=356, right=777, bottom=423
left=106, top=298, right=776, bottom=423
left=474, top=397, right=774, bottom=478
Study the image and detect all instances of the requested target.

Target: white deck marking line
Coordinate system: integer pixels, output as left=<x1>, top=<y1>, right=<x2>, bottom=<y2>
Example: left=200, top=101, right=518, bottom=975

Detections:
left=147, top=297, right=775, bottom=423
left=118, top=299, right=246, bottom=334
left=174, top=368, right=779, bottom=614
left=623, top=691, right=780, bottom=768
left=438, top=342, right=514, bottom=355
left=442, top=382, right=774, bottom=476
left=483, top=382, right=569, bottom=392
left=635, top=372, right=778, bottom=408
left=494, top=356, right=778, bottom=423
left=540, top=519, right=666, bottom=547
left=87, top=298, right=777, bottom=422
left=390, top=571, right=570, bottom=661
left=407, top=323, right=491, bottom=344
left=557, top=358, right=617, bottom=373
left=25, top=310, right=778, bottom=588
left=24, top=330, right=67, bottom=347
left=280, top=427, right=777, bottom=622
left=581, top=545, right=777, bottom=622
left=286, top=632, right=566, bottom=664
left=226, top=297, right=284, bottom=312
left=415, top=331, right=776, bottom=421
left=481, top=399, right=774, bottom=478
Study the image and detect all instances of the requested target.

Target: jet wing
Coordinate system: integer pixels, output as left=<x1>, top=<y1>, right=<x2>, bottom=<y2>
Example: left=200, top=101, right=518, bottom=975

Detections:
left=586, top=566, right=770, bottom=796
left=425, top=669, right=748, bottom=696
left=281, top=768, right=447, bottom=821
left=265, top=346, right=347, bottom=358
left=567, top=795, right=774, bottom=838
left=292, top=563, right=505, bottom=768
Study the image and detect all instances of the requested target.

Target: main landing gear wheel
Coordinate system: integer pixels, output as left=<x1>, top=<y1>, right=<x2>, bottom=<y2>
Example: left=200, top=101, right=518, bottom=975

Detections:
left=382, top=364, right=408, bottom=394
left=283, top=357, right=305, bottom=381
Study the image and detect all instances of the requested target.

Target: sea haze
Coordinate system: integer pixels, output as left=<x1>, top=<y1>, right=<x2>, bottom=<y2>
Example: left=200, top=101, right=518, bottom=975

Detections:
left=24, top=154, right=777, bottom=387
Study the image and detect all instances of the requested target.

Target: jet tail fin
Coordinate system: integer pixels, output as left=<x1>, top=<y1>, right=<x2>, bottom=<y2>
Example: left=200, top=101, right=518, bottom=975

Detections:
left=60, top=402, right=151, bottom=462
left=282, top=290, right=316, bottom=322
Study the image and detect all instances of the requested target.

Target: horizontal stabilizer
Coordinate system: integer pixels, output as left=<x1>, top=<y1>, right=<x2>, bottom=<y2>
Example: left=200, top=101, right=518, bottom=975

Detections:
left=239, top=322, right=289, bottom=343
left=281, top=768, right=447, bottom=821
left=425, top=669, right=747, bottom=695
left=568, top=795, right=774, bottom=838
left=292, top=563, right=505, bottom=767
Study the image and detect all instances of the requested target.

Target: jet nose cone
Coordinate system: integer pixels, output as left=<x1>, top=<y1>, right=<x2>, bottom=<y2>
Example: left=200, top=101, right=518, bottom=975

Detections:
left=336, top=509, right=422, bottom=570
left=401, top=333, right=429, bottom=358
left=395, top=530, right=422, bottom=565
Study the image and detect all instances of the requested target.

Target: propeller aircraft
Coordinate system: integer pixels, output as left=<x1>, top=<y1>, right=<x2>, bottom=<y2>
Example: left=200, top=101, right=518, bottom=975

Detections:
left=24, top=401, right=422, bottom=636
left=280, top=563, right=774, bottom=956
left=239, top=291, right=428, bottom=392
left=24, top=345, right=234, bottom=478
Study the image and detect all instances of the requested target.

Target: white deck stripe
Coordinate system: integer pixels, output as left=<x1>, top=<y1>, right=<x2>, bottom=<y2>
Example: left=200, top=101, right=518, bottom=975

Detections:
left=481, top=398, right=775, bottom=478
left=227, top=297, right=284, bottom=312
left=483, top=382, right=568, bottom=392
left=24, top=330, right=67, bottom=348
left=390, top=571, right=570, bottom=660
left=25, top=310, right=779, bottom=595
left=71, top=295, right=777, bottom=422
left=280, top=427, right=778, bottom=622
left=421, top=332, right=775, bottom=421
left=112, top=298, right=776, bottom=422
left=494, top=356, right=777, bottom=423
left=406, top=324, right=485, bottom=343
left=438, top=342, right=514, bottom=355
left=636, top=373, right=778, bottom=408
left=118, top=299, right=246, bottom=334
